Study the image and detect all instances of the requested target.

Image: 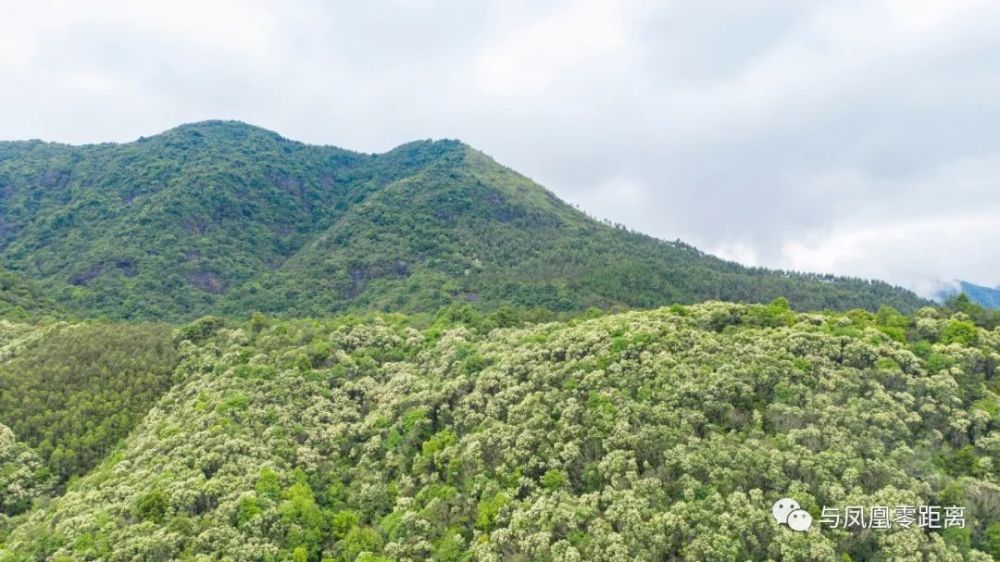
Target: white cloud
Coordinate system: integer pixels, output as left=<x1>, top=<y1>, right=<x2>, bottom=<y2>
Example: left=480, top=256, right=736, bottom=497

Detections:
left=781, top=211, right=1000, bottom=297
left=473, top=0, right=630, bottom=97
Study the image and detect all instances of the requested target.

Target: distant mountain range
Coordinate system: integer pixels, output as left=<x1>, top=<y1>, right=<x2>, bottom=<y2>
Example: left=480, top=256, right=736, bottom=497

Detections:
left=936, top=280, right=1000, bottom=309
left=0, top=120, right=929, bottom=320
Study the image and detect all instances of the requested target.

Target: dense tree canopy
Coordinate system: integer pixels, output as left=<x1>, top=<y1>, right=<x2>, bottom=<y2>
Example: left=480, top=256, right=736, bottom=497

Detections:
left=0, top=424, right=49, bottom=518
left=1, top=302, right=998, bottom=560
left=0, top=323, right=177, bottom=487
left=0, top=121, right=928, bottom=321
left=0, top=121, right=992, bottom=562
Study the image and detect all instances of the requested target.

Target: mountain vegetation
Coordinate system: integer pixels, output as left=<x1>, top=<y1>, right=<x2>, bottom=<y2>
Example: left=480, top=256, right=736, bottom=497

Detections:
left=0, top=121, right=927, bottom=321
left=1, top=301, right=999, bottom=561
left=0, top=322, right=177, bottom=488
left=0, top=269, right=62, bottom=321
left=1, top=121, right=981, bottom=561
left=940, top=283, right=1000, bottom=311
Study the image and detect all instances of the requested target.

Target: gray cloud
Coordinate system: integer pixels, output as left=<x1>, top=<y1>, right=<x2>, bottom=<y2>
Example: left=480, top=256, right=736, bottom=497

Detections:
left=1, top=0, right=998, bottom=295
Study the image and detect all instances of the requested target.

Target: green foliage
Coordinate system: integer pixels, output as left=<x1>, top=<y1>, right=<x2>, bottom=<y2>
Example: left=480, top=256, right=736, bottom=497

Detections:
left=942, top=319, right=981, bottom=346
left=177, top=315, right=226, bottom=343
left=433, top=529, right=468, bottom=562
left=945, top=293, right=1000, bottom=329
left=985, top=522, right=1000, bottom=559
left=134, top=490, right=168, bottom=523
left=474, top=492, right=509, bottom=532
left=2, top=304, right=999, bottom=560
left=0, top=121, right=928, bottom=321
left=250, top=311, right=269, bottom=333
left=0, top=424, right=50, bottom=516
left=256, top=468, right=282, bottom=501
left=339, top=527, right=383, bottom=562
left=540, top=469, right=567, bottom=490
left=0, top=268, right=63, bottom=320
left=280, top=481, right=325, bottom=556
left=330, top=509, right=359, bottom=539
left=234, top=496, right=262, bottom=527
left=0, top=322, right=176, bottom=491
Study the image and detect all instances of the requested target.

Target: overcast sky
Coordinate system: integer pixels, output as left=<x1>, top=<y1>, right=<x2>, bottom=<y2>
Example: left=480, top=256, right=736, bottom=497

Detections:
left=2, top=0, right=998, bottom=296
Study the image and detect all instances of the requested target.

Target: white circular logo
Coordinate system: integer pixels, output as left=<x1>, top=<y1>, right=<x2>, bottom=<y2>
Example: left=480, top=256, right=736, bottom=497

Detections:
left=787, top=508, right=813, bottom=531
left=772, top=498, right=800, bottom=524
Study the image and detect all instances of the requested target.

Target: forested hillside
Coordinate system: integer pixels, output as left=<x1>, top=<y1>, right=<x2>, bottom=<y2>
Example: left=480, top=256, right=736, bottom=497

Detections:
left=2, top=302, right=999, bottom=561
left=0, top=269, right=62, bottom=321
left=0, top=322, right=177, bottom=487
left=0, top=121, right=928, bottom=320
left=1, top=121, right=978, bottom=561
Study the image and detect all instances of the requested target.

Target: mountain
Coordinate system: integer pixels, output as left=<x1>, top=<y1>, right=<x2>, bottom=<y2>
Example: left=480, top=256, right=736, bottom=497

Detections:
left=938, top=280, right=1000, bottom=309
left=0, top=120, right=928, bottom=320
left=2, top=303, right=998, bottom=560
left=0, top=267, right=63, bottom=320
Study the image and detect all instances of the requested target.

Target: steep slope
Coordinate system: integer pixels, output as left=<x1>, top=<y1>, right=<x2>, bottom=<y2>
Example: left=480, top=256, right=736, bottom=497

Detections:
left=0, top=321, right=177, bottom=491
left=0, top=121, right=380, bottom=319
left=3, top=304, right=999, bottom=560
left=222, top=142, right=928, bottom=316
left=0, top=121, right=929, bottom=320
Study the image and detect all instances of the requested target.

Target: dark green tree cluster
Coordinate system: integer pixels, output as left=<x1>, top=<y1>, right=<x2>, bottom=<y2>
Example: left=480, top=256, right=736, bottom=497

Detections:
left=0, top=269, right=62, bottom=321
left=0, top=121, right=928, bottom=321
left=0, top=323, right=177, bottom=491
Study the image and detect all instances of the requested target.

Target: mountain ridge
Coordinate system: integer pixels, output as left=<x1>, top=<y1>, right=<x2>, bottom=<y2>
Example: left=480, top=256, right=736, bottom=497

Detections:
left=937, top=280, right=1000, bottom=309
left=0, top=121, right=930, bottom=320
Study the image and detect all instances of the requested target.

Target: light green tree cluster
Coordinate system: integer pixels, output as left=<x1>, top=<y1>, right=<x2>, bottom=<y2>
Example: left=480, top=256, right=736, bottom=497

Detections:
left=0, top=424, right=50, bottom=519
left=1, top=302, right=999, bottom=560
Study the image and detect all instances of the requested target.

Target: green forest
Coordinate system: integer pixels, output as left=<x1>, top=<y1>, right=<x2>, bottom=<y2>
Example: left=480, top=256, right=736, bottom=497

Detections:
left=0, top=121, right=927, bottom=321
left=0, top=122, right=996, bottom=561
left=1, top=297, right=999, bottom=561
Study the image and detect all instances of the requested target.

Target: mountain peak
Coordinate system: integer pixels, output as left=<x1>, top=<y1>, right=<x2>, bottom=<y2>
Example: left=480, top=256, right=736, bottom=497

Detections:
left=143, top=120, right=289, bottom=144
